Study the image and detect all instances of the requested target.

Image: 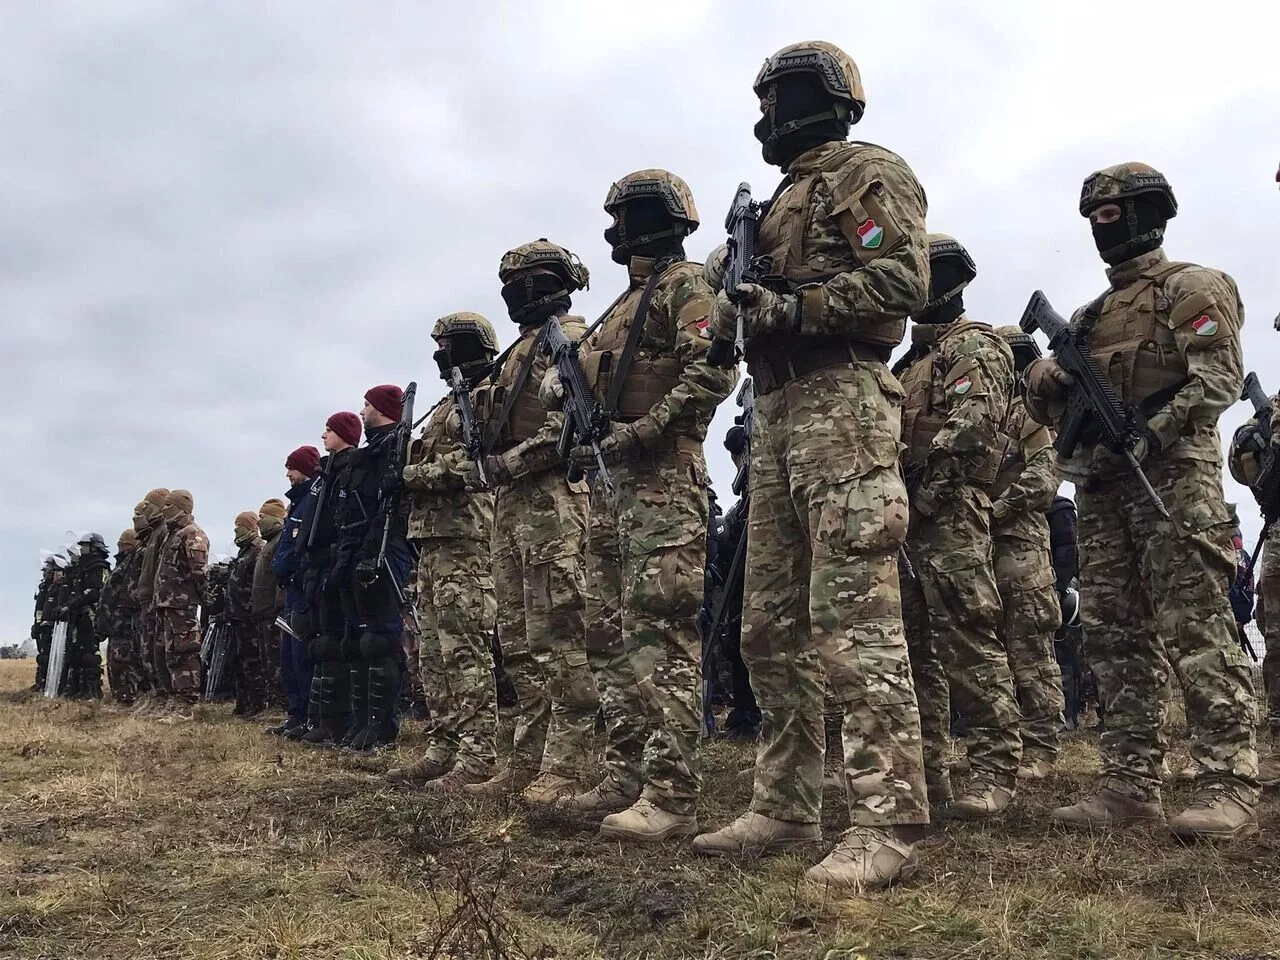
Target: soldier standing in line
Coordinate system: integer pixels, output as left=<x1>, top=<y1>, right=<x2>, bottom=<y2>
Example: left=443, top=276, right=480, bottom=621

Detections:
left=227, top=510, right=266, bottom=716
left=31, top=557, right=59, bottom=692
left=1027, top=162, right=1258, bottom=838
left=153, top=489, right=209, bottom=723
left=692, top=41, right=931, bottom=890
left=548, top=170, right=735, bottom=839
left=991, top=325, right=1065, bottom=780
left=387, top=312, right=500, bottom=792
left=101, top=528, right=140, bottom=704
left=133, top=487, right=171, bottom=716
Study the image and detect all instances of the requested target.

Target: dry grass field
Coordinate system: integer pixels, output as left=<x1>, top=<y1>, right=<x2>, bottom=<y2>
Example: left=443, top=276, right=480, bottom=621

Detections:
left=2, top=658, right=1279, bottom=959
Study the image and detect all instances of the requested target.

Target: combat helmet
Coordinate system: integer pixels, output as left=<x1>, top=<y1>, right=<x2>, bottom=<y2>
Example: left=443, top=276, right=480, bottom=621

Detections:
left=604, top=169, right=700, bottom=231
left=1078, top=162, right=1177, bottom=219
left=78, top=532, right=107, bottom=553
left=431, top=311, right=498, bottom=352
left=921, top=233, right=977, bottom=310
left=994, top=324, right=1042, bottom=373
left=754, top=41, right=866, bottom=124
left=498, top=239, right=589, bottom=290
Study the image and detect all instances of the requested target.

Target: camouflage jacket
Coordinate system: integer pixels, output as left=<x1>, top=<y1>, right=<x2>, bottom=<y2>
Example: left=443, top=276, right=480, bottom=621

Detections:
left=96, top=551, right=136, bottom=639
left=403, top=396, right=494, bottom=542
left=896, top=317, right=1013, bottom=507
left=135, top=520, right=169, bottom=608
left=582, top=257, right=736, bottom=441
left=226, top=537, right=263, bottom=622
left=990, top=396, right=1058, bottom=548
left=746, top=139, right=929, bottom=356
left=1026, top=248, right=1243, bottom=478
left=154, top=520, right=209, bottom=609
left=250, top=530, right=282, bottom=620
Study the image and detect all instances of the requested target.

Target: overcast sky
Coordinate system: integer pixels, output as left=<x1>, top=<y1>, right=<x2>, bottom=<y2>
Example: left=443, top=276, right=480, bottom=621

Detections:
left=4, top=1, right=1279, bottom=647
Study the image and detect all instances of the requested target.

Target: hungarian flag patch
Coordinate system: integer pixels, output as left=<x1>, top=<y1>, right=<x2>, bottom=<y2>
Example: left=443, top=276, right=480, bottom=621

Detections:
left=696, top=317, right=711, bottom=339
left=857, top=219, right=884, bottom=249
left=950, top=375, right=973, bottom=396
left=1192, top=315, right=1218, bottom=337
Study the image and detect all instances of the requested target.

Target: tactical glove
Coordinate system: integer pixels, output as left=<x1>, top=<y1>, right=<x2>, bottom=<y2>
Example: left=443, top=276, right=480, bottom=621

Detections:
left=482, top=450, right=519, bottom=486
left=539, top=368, right=565, bottom=409
left=1130, top=428, right=1162, bottom=465
left=991, top=499, right=1011, bottom=523
left=1025, top=358, right=1074, bottom=418
left=572, top=418, right=661, bottom=468
left=714, top=283, right=800, bottom=342
left=703, top=243, right=728, bottom=294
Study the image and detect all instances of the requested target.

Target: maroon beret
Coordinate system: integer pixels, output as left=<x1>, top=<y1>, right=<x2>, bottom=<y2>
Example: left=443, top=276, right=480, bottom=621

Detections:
left=364, top=383, right=404, bottom=421
left=285, top=445, right=321, bottom=477
left=325, top=412, right=362, bottom=447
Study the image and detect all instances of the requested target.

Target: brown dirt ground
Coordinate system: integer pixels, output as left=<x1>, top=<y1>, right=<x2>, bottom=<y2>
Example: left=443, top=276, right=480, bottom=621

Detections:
left=1, top=660, right=1278, bottom=959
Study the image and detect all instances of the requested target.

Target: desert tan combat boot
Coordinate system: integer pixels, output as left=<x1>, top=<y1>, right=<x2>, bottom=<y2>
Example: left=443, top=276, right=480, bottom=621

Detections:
left=1168, top=793, right=1258, bottom=840
left=598, top=798, right=698, bottom=842
left=461, top=763, right=536, bottom=798
left=804, top=826, right=918, bottom=892
left=419, top=765, right=493, bottom=794
left=1050, top=787, right=1164, bottom=829
left=386, top=756, right=450, bottom=788
left=554, top=776, right=640, bottom=817
left=691, top=811, right=822, bottom=857
left=520, top=773, right=583, bottom=807
left=947, top=777, right=1014, bottom=820
left=1016, top=758, right=1054, bottom=780
left=1258, top=752, right=1280, bottom=789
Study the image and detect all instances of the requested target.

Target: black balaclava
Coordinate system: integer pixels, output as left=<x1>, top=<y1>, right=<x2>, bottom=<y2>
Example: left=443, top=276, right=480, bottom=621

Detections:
left=433, top=334, right=494, bottom=378
left=1091, top=196, right=1167, bottom=266
left=501, top=271, right=571, bottom=327
left=754, top=73, right=850, bottom=168
left=914, top=257, right=970, bottom=325
left=604, top=198, right=687, bottom=265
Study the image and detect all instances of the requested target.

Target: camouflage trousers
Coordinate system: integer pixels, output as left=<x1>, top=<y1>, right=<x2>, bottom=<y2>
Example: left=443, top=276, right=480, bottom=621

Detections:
left=159, top=606, right=202, bottom=705
left=1259, top=534, right=1280, bottom=736
left=144, top=606, right=173, bottom=698
left=230, top=619, right=268, bottom=711
left=414, top=536, right=498, bottom=778
left=493, top=473, right=595, bottom=779
left=903, top=488, right=1022, bottom=790
left=741, top=362, right=928, bottom=828
left=993, top=532, right=1064, bottom=764
left=106, top=615, right=147, bottom=703
left=584, top=444, right=708, bottom=816
left=1077, top=455, right=1257, bottom=805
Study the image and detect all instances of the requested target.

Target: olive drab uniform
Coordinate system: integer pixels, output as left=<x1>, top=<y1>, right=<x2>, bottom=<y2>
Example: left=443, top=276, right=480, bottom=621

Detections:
left=155, top=515, right=209, bottom=706
left=400, top=396, right=498, bottom=781
left=1027, top=248, right=1258, bottom=814
left=101, top=533, right=142, bottom=703
left=578, top=255, right=736, bottom=817
left=1260, top=525, right=1280, bottom=739
left=227, top=532, right=266, bottom=713
left=483, top=315, right=594, bottom=784
left=137, top=517, right=171, bottom=702
left=897, top=319, right=1021, bottom=796
left=989, top=397, right=1064, bottom=769
left=730, top=139, right=931, bottom=832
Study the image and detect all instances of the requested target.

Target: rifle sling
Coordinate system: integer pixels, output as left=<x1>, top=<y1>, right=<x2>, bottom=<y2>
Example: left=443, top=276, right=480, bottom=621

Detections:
left=605, top=267, right=666, bottom=419
left=483, top=322, right=550, bottom=457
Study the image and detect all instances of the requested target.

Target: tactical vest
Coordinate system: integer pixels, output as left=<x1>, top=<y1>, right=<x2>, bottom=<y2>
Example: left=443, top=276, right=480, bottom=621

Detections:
left=490, top=327, right=549, bottom=452
left=755, top=141, right=909, bottom=350
left=898, top=320, right=1006, bottom=485
left=1085, top=260, right=1195, bottom=412
left=583, top=261, right=685, bottom=422
left=988, top=400, right=1054, bottom=501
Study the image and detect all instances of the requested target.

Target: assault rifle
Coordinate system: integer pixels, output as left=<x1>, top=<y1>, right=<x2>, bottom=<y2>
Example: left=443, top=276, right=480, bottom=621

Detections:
left=542, top=315, right=615, bottom=498
left=448, top=366, right=489, bottom=488
left=374, top=380, right=416, bottom=577
left=731, top=378, right=754, bottom=497
left=1019, top=291, right=1170, bottom=519
left=706, top=182, right=763, bottom=368
left=1232, top=371, right=1279, bottom=663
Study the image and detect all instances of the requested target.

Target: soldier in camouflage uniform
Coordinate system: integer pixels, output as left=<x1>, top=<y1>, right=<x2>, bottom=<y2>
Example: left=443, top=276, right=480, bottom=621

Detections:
left=891, top=235, right=1020, bottom=817
left=387, top=312, right=500, bottom=792
left=456, top=240, right=596, bottom=801
left=1228, top=394, right=1280, bottom=787
left=1027, top=162, right=1259, bottom=838
left=153, top=489, right=209, bottom=722
left=252, top=499, right=287, bottom=713
left=227, top=510, right=266, bottom=716
left=992, top=326, right=1065, bottom=780
left=543, top=170, right=736, bottom=838
left=101, top=528, right=140, bottom=703
left=132, top=487, right=171, bottom=716
left=692, top=42, right=930, bottom=891
left=64, top=532, right=110, bottom=698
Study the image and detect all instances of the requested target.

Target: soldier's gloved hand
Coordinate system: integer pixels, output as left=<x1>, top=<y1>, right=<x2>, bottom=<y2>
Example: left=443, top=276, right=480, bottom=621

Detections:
left=354, top=558, right=379, bottom=587
left=1025, top=358, right=1074, bottom=418
left=1131, top=429, right=1162, bottom=464
left=703, top=243, right=729, bottom=294
left=539, top=368, right=565, bottom=410
left=912, top=482, right=942, bottom=519
left=30, top=624, right=38, bottom=641
left=379, top=470, right=402, bottom=498
left=482, top=450, right=519, bottom=486
left=735, top=282, right=800, bottom=337
left=1229, top=422, right=1267, bottom=485
left=991, top=499, right=1011, bottom=523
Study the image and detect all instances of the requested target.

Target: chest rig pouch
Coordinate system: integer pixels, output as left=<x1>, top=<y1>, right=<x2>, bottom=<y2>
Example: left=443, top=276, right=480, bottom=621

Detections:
left=754, top=141, right=909, bottom=351
left=485, top=326, right=549, bottom=454
left=1084, top=260, right=1194, bottom=415
left=583, top=261, right=682, bottom=422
